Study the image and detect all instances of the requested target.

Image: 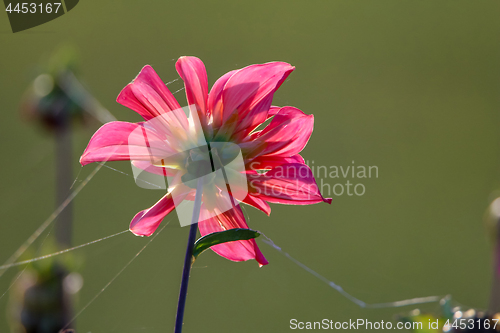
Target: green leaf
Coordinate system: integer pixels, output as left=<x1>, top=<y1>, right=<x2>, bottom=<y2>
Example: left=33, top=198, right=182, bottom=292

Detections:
left=192, top=228, right=260, bottom=259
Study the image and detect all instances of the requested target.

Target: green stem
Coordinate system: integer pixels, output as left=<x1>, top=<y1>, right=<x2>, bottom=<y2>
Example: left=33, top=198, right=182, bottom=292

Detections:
left=174, top=178, right=203, bottom=333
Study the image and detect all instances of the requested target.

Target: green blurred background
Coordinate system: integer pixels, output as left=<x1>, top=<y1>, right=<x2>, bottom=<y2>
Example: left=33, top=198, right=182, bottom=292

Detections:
left=1, top=0, right=500, bottom=332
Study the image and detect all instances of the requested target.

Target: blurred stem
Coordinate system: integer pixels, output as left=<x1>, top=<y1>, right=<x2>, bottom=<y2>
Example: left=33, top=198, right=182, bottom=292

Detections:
left=489, top=219, right=500, bottom=313
left=55, top=124, right=73, bottom=248
left=174, top=178, right=203, bottom=333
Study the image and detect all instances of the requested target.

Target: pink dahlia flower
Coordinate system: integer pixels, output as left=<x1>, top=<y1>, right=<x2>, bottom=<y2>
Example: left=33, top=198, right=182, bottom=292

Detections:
left=80, top=57, right=331, bottom=266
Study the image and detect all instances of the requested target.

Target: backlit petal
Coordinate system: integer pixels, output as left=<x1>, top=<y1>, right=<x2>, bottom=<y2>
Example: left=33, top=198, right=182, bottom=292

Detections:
left=220, top=62, right=294, bottom=138
left=207, top=69, right=237, bottom=131
left=130, top=183, right=191, bottom=237
left=248, top=163, right=332, bottom=205
left=117, top=65, right=183, bottom=122
left=244, top=107, right=313, bottom=159
left=241, top=195, right=271, bottom=216
left=79, top=121, right=173, bottom=166
left=198, top=205, right=268, bottom=266
left=129, top=193, right=177, bottom=236
left=246, top=154, right=305, bottom=171
left=131, top=160, right=178, bottom=177
left=175, top=57, right=209, bottom=134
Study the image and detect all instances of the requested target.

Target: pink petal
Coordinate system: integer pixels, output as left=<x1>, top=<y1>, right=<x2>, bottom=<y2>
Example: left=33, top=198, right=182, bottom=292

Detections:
left=79, top=121, right=172, bottom=166
left=247, top=154, right=305, bottom=171
left=129, top=193, right=180, bottom=236
left=247, top=163, right=332, bottom=205
left=267, top=105, right=281, bottom=117
left=131, top=160, right=177, bottom=177
left=198, top=205, right=268, bottom=266
left=244, top=107, right=314, bottom=159
left=207, top=69, right=237, bottom=131
left=175, top=57, right=209, bottom=132
left=241, top=195, right=271, bottom=216
left=220, top=62, right=295, bottom=137
left=117, top=65, right=183, bottom=122
left=129, top=180, right=191, bottom=237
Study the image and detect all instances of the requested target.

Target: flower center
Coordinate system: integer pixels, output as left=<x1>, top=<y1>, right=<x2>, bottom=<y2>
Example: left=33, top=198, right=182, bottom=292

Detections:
left=180, top=142, right=241, bottom=186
